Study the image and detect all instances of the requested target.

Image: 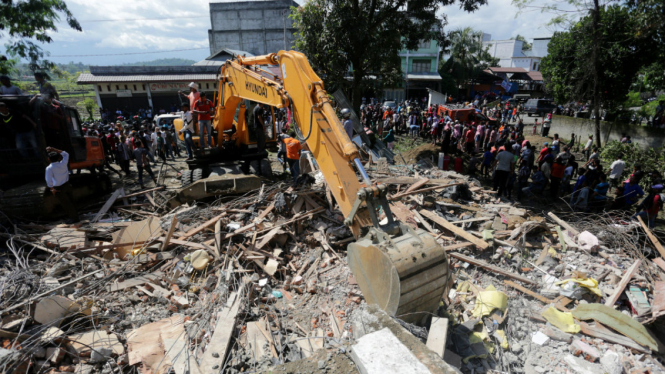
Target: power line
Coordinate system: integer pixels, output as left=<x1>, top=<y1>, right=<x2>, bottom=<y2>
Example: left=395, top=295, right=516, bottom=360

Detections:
left=48, top=47, right=209, bottom=58
left=78, top=15, right=209, bottom=23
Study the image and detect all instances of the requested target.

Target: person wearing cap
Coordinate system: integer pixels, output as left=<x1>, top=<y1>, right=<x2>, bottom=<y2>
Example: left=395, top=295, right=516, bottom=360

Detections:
left=45, top=146, right=78, bottom=223
left=537, top=142, right=549, bottom=166
left=633, top=184, right=663, bottom=228
left=34, top=72, right=59, bottom=100
left=193, top=91, right=214, bottom=149
left=0, top=101, right=40, bottom=159
left=0, top=76, right=22, bottom=95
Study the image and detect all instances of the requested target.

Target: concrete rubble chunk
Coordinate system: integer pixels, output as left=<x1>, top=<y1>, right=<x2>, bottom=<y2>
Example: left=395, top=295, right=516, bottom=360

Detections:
left=570, top=339, right=601, bottom=362
left=350, top=327, right=431, bottom=374
left=600, top=350, right=622, bottom=374
left=67, top=330, right=124, bottom=357
left=564, top=354, right=603, bottom=374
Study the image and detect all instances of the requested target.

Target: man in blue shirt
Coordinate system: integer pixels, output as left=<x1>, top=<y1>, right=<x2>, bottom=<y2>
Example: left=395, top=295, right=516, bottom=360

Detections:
left=623, top=176, right=645, bottom=207
left=45, top=147, right=78, bottom=223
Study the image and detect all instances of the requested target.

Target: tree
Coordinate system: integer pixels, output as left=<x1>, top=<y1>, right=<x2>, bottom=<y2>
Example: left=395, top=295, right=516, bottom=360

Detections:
left=78, top=98, right=97, bottom=120
left=510, top=35, right=532, bottom=51
left=438, top=27, right=499, bottom=97
left=291, top=0, right=488, bottom=111
left=540, top=5, right=654, bottom=145
left=0, top=0, right=81, bottom=73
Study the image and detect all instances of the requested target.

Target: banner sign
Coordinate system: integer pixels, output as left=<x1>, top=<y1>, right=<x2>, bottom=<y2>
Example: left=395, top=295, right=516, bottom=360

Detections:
left=116, top=89, right=132, bottom=97
left=149, top=82, right=193, bottom=92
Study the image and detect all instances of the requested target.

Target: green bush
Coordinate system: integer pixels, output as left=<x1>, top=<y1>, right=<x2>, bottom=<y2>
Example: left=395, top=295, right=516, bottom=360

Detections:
left=600, top=140, right=665, bottom=187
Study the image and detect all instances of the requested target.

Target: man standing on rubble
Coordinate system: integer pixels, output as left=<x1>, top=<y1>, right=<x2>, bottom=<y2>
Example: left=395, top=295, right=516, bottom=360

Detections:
left=253, top=103, right=267, bottom=155
left=492, top=147, right=514, bottom=198
left=45, top=146, right=78, bottom=223
left=283, top=130, right=302, bottom=185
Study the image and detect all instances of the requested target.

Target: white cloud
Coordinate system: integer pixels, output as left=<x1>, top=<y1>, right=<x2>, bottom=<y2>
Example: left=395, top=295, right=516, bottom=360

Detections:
left=96, top=33, right=208, bottom=50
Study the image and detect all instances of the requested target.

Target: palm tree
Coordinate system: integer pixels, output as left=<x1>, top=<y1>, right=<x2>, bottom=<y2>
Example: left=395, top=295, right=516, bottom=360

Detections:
left=440, top=27, right=498, bottom=96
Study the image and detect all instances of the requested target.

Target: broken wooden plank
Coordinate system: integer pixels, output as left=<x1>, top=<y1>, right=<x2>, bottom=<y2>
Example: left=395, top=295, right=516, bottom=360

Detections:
left=160, top=215, right=178, bottom=252
left=419, top=210, right=489, bottom=250
left=214, top=218, right=222, bottom=258
left=179, top=213, right=226, bottom=240
left=198, top=293, right=241, bottom=371
left=654, top=258, right=665, bottom=273
left=638, top=216, right=665, bottom=258
left=107, top=272, right=163, bottom=292
left=391, top=201, right=418, bottom=229
left=121, top=186, right=165, bottom=199
left=255, top=202, right=275, bottom=223
left=448, top=252, right=537, bottom=285
left=412, top=210, right=436, bottom=234
left=605, top=260, right=641, bottom=307
left=449, top=217, right=493, bottom=225
left=92, top=188, right=125, bottom=223
left=547, top=212, right=580, bottom=236
left=404, top=178, right=430, bottom=194
left=442, top=243, right=475, bottom=252
left=504, top=280, right=554, bottom=304
left=391, top=183, right=462, bottom=200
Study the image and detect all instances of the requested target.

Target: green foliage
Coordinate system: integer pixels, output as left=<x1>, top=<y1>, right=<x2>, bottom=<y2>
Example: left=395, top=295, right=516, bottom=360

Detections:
left=510, top=35, right=532, bottom=51
left=623, top=92, right=643, bottom=108
left=0, top=0, right=81, bottom=72
left=439, top=27, right=499, bottom=96
left=541, top=5, right=654, bottom=111
left=291, top=0, right=488, bottom=111
left=78, top=98, right=97, bottom=120
left=600, top=141, right=665, bottom=187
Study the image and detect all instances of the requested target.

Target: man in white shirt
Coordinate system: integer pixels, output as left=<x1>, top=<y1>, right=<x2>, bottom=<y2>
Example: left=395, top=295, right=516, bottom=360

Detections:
left=583, top=135, right=593, bottom=160
left=178, top=103, right=195, bottom=160
left=608, top=153, right=626, bottom=193
left=45, top=147, right=78, bottom=223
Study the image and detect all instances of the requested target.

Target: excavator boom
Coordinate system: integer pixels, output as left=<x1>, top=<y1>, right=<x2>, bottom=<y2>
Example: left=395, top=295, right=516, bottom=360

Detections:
left=216, top=51, right=450, bottom=324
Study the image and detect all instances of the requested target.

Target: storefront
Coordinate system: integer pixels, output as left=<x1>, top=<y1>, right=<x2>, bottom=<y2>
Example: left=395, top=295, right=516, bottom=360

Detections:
left=77, top=65, right=220, bottom=114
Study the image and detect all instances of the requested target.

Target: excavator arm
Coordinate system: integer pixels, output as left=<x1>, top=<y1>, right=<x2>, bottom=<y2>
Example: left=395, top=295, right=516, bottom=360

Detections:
left=217, top=51, right=450, bottom=324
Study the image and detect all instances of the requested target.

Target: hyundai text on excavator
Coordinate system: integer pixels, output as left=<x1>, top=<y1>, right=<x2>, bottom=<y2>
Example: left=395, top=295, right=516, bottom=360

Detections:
left=172, top=50, right=450, bottom=324
left=0, top=95, right=111, bottom=219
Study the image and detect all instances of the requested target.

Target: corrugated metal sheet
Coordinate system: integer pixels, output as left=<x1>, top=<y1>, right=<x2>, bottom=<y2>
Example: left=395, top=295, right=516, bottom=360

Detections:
left=527, top=71, right=543, bottom=81
left=77, top=73, right=218, bottom=84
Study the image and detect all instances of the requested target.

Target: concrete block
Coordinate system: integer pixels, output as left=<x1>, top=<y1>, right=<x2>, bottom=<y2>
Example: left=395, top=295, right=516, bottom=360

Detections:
left=570, top=340, right=600, bottom=362
left=350, top=328, right=431, bottom=374
left=426, top=317, right=449, bottom=358
left=542, top=326, right=573, bottom=343
left=600, top=350, right=622, bottom=374
left=564, top=354, right=603, bottom=374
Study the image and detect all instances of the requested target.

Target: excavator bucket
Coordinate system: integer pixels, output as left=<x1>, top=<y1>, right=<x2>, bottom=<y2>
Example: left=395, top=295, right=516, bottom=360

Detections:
left=347, top=227, right=450, bottom=325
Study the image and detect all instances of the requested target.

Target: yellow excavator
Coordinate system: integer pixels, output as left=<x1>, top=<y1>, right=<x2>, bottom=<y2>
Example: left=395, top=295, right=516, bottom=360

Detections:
left=173, top=51, right=449, bottom=324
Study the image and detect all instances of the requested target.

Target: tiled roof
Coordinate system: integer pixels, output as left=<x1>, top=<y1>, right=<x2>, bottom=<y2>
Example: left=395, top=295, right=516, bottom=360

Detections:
left=77, top=73, right=218, bottom=84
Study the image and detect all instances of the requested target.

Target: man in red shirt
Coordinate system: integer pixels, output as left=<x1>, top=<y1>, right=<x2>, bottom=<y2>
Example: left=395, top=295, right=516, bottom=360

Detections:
left=193, top=92, right=213, bottom=149
left=464, top=126, right=475, bottom=154
left=550, top=159, right=566, bottom=199
left=537, top=142, right=549, bottom=165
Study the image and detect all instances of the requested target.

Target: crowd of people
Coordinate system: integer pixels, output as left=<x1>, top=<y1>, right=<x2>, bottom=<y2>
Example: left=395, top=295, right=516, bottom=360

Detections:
left=356, top=98, right=663, bottom=228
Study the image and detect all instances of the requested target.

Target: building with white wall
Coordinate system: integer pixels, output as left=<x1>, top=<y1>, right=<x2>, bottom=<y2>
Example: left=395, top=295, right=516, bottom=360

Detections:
left=482, top=35, right=551, bottom=72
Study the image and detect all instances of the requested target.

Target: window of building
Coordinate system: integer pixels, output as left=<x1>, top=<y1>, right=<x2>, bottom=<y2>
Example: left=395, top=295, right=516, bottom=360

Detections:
left=411, top=59, right=431, bottom=73
left=116, top=85, right=119, bottom=90
left=206, top=83, right=209, bottom=89
left=98, top=85, right=102, bottom=92
left=124, top=85, right=128, bottom=90
left=142, top=84, right=146, bottom=90
left=107, top=85, right=111, bottom=91
left=533, top=62, right=539, bottom=71
left=418, top=40, right=431, bottom=49
left=133, top=84, right=137, bottom=91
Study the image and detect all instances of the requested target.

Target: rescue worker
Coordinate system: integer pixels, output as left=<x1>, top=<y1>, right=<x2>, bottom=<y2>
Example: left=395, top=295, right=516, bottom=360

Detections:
left=45, top=146, right=78, bottom=223
left=283, top=130, right=302, bottom=185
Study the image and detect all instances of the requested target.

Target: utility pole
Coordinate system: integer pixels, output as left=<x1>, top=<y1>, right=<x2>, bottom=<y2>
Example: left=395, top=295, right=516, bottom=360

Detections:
left=592, top=0, right=601, bottom=147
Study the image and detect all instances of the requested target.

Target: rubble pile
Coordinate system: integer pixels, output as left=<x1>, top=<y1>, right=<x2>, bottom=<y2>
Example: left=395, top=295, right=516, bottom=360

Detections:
left=0, top=162, right=664, bottom=374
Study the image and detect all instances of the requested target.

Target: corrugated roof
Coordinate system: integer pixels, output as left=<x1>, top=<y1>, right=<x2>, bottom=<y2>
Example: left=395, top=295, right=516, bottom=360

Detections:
left=527, top=71, right=543, bottom=81
left=407, top=73, right=442, bottom=81
left=77, top=73, right=218, bottom=84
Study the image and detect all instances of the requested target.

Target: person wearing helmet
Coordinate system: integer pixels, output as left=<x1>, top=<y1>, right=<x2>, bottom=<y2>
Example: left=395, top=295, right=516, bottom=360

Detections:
left=341, top=109, right=353, bottom=139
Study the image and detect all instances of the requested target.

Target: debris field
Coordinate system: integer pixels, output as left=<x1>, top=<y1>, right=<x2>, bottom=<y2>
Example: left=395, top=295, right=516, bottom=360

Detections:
left=1, top=159, right=664, bottom=374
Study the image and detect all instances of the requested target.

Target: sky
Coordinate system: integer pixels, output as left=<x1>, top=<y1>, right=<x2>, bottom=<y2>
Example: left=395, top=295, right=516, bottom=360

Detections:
left=5, top=0, right=560, bottom=66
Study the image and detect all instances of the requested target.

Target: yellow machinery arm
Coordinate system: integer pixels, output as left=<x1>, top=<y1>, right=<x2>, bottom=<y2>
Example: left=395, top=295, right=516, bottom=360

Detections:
left=217, top=51, right=449, bottom=325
